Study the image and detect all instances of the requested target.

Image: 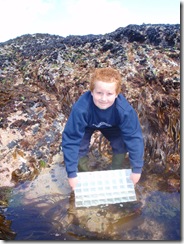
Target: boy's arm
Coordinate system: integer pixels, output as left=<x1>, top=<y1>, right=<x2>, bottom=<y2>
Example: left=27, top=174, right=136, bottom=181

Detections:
left=61, top=106, right=88, bottom=179
left=119, top=108, right=144, bottom=175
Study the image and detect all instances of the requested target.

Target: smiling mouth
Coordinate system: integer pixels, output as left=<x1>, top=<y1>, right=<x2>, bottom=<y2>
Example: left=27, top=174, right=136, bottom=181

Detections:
left=100, top=103, right=108, bottom=106
left=99, top=101, right=108, bottom=104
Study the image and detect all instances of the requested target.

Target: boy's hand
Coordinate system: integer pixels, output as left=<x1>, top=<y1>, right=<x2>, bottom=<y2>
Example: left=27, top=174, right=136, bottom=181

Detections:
left=68, top=177, right=78, bottom=190
left=130, top=173, right=141, bottom=185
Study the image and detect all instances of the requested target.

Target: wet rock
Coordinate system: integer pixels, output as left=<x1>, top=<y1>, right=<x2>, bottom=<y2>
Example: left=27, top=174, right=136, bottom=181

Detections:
left=0, top=24, right=180, bottom=188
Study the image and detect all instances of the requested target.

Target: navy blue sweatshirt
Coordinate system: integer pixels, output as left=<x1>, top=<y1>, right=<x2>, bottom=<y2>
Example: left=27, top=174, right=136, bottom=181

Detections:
left=62, top=91, right=144, bottom=178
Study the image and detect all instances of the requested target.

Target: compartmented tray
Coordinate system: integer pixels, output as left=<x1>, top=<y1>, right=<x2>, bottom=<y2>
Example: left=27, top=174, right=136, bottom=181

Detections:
left=74, top=169, right=137, bottom=207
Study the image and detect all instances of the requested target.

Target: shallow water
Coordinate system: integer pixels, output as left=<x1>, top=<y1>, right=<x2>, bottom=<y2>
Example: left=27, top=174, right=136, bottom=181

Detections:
left=0, top=163, right=181, bottom=241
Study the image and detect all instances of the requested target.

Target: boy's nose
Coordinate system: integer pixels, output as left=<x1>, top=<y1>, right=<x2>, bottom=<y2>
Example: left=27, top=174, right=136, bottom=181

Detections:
left=101, top=94, right=107, bottom=101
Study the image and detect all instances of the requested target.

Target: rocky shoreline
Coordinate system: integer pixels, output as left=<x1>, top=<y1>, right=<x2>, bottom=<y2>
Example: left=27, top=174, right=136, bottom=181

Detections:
left=0, top=24, right=180, bottom=190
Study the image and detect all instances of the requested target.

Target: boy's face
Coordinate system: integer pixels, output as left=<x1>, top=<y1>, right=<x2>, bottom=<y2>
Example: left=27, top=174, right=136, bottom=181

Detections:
left=91, top=81, right=118, bottom=110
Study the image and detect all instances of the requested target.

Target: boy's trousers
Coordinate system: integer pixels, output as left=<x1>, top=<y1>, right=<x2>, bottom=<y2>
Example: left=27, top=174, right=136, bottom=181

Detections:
left=78, top=126, right=127, bottom=158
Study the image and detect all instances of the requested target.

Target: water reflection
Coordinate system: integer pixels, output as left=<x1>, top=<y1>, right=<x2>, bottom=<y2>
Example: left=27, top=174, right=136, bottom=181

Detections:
left=0, top=163, right=181, bottom=241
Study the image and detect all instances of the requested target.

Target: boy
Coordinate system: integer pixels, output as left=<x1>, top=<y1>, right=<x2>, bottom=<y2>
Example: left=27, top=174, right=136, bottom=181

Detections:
left=61, top=67, right=144, bottom=190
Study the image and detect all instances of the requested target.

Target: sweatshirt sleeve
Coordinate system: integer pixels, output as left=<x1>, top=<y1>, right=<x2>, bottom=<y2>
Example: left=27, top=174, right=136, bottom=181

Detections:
left=61, top=106, right=88, bottom=178
left=119, top=107, right=144, bottom=173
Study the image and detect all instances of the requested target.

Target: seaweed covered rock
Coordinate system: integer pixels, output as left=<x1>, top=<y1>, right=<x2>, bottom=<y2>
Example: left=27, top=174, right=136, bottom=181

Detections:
left=0, top=24, right=180, bottom=189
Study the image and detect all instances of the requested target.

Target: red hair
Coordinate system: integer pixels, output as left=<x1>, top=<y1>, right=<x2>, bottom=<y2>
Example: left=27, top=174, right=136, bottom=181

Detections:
left=89, top=67, right=122, bottom=94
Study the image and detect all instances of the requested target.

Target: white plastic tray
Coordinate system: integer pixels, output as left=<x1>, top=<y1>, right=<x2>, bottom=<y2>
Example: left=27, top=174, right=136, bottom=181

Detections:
left=74, top=169, right=136, bottom=207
